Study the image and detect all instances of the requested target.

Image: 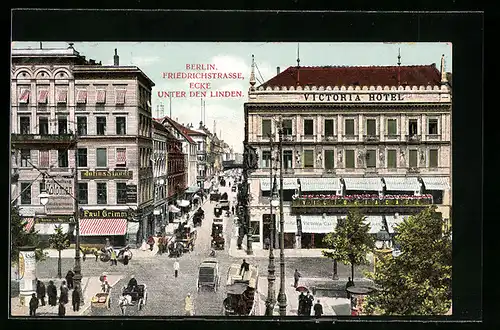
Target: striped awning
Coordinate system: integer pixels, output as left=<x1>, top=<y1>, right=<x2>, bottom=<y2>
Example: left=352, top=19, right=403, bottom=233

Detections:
left=422, top=177, right=450, bottom=190
left=300, top=178, right=341, bottom=192
left=260, top=178, right=298, bottom=191
left=300, top=215, right=337, bottom=234
left=385, top=215, right=410, bottom=234
left=79, top=218, right=128, bottom=236
left=35, top=223, right=70, bottom=235
left=364, top=216, right=385, bottom=234
left=344, top=177, right=383, bottom=191
left=22, top=218, right=35, bottom=232
left=383, top=177, right=421, bottom=191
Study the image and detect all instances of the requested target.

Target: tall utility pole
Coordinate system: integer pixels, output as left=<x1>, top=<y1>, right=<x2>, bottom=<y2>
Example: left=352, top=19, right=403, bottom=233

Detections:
left=265, top=133, right=276, bottom=316
left=72, top=132, right=83, bottom=304
left=277, top=120, right=287, bottom=316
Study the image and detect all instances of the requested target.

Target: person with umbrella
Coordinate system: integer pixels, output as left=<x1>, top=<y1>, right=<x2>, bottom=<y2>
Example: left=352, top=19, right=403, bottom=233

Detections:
left=297, top=292, right=306, bottom=316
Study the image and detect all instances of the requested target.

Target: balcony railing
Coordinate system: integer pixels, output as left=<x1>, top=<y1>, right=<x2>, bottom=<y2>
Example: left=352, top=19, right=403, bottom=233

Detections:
left=322, top=135, right=337, bottom=142
left=405, top=134, right=421, bottom=143
left=256, top=135, right=270, bottom=141
left=11, top=133, right=76, bottom=146
left=363, top=135, right=380, bottom=142
left=426, top=134, right=442, bottom=141
left=342, top=134, right=358, bottom=141
left=385, top=134, right=400, bottom=141
left=282, top=135, right=296, bottom=142
left=301, top=134, right=315, bottom=140
left=407, top=167, right=420, bottom=173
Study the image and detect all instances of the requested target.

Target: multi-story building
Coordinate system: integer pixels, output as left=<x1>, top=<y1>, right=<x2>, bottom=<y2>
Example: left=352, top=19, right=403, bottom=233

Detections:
left=187, top=122, right=209, bottom=190
left=166, top=128, right=187, bottom=222
left=152, top=120, right=169, bottom=233
left=244, top=57, right=452, bottom=250
left=11, top=45, right=156, bottom=247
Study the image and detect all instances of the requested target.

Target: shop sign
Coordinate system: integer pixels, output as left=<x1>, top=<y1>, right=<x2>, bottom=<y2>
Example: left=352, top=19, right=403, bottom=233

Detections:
left=301, top=217, right=337, bottom=234
left=126, top=185, right=138, bottom=203
left=292, top=197, right=432, bottom=207
left=80, top=209, right=130, bottom=219
left=45, top=195, right=74, bottom=214
left=35, top=215, right=72, bottom=223
left=44, top=179, right=72, bottom=196
left=81, top=170, right=133, bottom=180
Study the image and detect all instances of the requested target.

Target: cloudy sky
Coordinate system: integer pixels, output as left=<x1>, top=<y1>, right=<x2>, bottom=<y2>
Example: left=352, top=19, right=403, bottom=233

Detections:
left=12, top=42, right=452, bottom=153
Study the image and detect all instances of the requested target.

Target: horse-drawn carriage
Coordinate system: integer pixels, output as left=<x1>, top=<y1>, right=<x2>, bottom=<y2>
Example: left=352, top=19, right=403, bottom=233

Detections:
left=223, top=263, right=259, bottom=316
left=168, top=223, right=197, bottom=257
left=91, top=290, right=112, bottom=312
left=193, top=208, right=205, bottom=227
left=211, top=221, right=225, bottom=250
left=210, top=191, right=221, bottom=202
left=99, top=246, right=133, bottom=263
left=118, top=284, right=148, bottom=315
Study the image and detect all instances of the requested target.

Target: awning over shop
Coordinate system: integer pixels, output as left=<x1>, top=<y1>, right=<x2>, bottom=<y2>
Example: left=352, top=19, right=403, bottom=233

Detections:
left=385, top=215, right=410, bottom=234
left=300, top=178, right=341, bottom=192
left=383, top=177, right=421, bottom=192
left=35, top=223, right=70, bottom=235
left=363, top=216, right=385, bottom=234
left=277, top=214, right=298, bottom=233
left=343, top=177, right=383, bottom=191
left=185, top=185, right=200, bottom=194
left=79, top=218, right=128, bottom=236
left=169, top=205, right=181, bottom=213
left=126, top=221, right=140, bottom=236
left=260, top=178, right=298, bottom=191
left=421, top=177, right=450, bottom=190
left=300, top=215, right=337, bottom=234
left=22, top=218, right=35, bottom=232
left=177, top=200, right=190, bottom=207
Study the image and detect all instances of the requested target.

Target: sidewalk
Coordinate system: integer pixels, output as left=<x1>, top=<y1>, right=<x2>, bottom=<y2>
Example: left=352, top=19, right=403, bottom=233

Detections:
left=11, top=274, right=122, bottom=317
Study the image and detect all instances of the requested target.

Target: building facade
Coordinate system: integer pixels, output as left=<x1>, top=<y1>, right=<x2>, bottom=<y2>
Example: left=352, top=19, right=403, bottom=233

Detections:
left=244, top=57, right=452, bottom=250
left=152, top=120, right=169, bottom=234
left=187, top=122, right=209, bottom=190
left=166, top=129, right=187, bottom=221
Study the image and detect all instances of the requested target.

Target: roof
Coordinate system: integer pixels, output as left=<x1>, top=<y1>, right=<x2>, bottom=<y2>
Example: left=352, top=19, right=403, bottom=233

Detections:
left=258, top=64, right=442, bottom=89
left=152, top=120, right=169, bottom=133
left=154, top=117, right=196, bottom=144
left=73, top=66, right=155, bottom=87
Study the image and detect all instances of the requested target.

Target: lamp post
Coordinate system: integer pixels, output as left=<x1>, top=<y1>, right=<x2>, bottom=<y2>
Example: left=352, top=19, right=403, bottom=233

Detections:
left=276, top=120, right=287, bottom=316
left=72, top=133, right=84, bottom=304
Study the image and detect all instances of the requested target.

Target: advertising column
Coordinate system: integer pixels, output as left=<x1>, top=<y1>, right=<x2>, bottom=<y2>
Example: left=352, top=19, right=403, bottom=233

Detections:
left=18, top=246, right=36, bottom=306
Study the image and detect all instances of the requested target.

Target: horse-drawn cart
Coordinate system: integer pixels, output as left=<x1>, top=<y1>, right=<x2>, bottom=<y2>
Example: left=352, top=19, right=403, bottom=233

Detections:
left=211, top=222, right=225, bottom=250
left=118, top=284, right=148, bottom=315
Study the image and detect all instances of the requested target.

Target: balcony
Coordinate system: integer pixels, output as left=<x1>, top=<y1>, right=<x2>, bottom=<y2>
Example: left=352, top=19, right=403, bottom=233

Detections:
left=363, top=135, right=380, bottom=143
left=11, top=134, right=76, bottom=147
left=407, top=167, right=420, bottom=174
left=282, top=135, right=296, bottom=142
left=385, top=134, right=401, bottom=141
left=342, top=134, right=358, bottom=141
left=301, top=135, right=317, bottom=142
left=426, top=134, right=442, bottom=141
left=322, top=135, right=338, bottom=142
left=256, top=135, right=270, bottom=142
left=405, top=134, right=421, bottom=143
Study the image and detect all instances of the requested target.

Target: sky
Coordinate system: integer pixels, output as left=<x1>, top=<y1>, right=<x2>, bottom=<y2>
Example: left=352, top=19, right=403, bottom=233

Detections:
left=12, top=42, right=452, bottom=153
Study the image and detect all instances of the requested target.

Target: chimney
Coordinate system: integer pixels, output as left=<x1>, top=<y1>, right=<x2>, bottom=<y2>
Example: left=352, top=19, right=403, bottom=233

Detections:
left=277, top=66, right=280, bottom=75
left=114, top=48, right=119, bottom=66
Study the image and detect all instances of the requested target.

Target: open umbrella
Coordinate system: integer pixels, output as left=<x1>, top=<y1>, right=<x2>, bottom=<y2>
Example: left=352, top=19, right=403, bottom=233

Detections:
left=295, top=286, right=309, bottom=293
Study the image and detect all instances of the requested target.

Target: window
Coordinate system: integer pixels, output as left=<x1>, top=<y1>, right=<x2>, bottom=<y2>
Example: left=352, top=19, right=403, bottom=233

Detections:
left=116, top=89, right=126, bottom=105
left=20, top=183, right=31, bottom=205
left=96, top=183, right=107, bottom=204
left=345, top=150, right=355, bottom=168
left=20, top=150, right=30, bottom=167
left=261, top=119, right=271, bottom=136
left=77, top=148, right=87, bottom=167
left=324, top=119, right=334, bottom=137
left=261, top=150, right=271, bottom=168
left=20, top=117, right=30, bottom=134
left=366, top=149, right=377, bottom=168
left=116, top=148, right=126, bottom=166
left=429, top=149, right=438, bottom=168
left=303, top=150, right=314, bottom=168
left=96, top=148, right=107, bottom=167
left=39, top=150, right=49, bottom=168
left=78, top=183, right=88, bottom=204
left=116, top=117, right=126, bottom=135
left=366, top=119, right=376, bottom=136
left=76, top=90, right=88, bottom=104
left=197, top=142, right=202, bottom=151
left=409, top=150, right=418, bottom=168
left=345, top=119, right=355, bottom=135
left=38, top=89, right=48, bottom=104
left=324, top=150, right=335, bottom=169
left=58, top=149, right=69, bottom=167
left=96, top=89, right=106, bottom=104
left=77, top=117, right=87, bottom=136
left=387, top=149, right=397, bottom=168
left=57, top=89, right=67, bottom=103
left=409, top=119, right=418, bottom=136
left=117, top=182, right=128, bottom=204
left=58, top=117, right=68, bottom=134
left=428, top=119, right=439, bottom=135
left=97, top=117, right=106, bottom=135
left=304, top=119, right=314, bottom=135
left=283, top=150, right=293, bottom=169
left=39, top=117, right=49, bottom=135
left=39, top=182, right=45, bottom=194
left=282, top=119, right=293, bottom=135
left=19, top=89, right=30, bottom=104
left=387, top=119, right=397, bottom=135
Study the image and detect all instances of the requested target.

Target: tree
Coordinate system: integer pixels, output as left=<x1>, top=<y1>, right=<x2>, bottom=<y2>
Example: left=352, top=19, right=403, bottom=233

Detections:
left=363, top=206, right=452, bottom=315
left=322, top=209, right=375, bottom=280
left=10, top=205, right=46, bottom=263
left=48, top=225, right=70, bottom=278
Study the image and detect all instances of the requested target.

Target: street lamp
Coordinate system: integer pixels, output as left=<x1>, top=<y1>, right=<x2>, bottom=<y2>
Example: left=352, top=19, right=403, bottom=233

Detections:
left=39, top=191, right=49, bottom=206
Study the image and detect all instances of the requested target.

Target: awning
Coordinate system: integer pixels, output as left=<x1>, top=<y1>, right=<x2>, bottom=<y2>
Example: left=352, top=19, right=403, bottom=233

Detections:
left=260, top=178, right=298, bottom=191
left=35, top=223, right=70, bottom=235
left=363, top=216, right=385, bottom=234
left=300, top=215, right=337, bottom=234
left=277, top=214, right=298, bottom=233
left=169, top=205, right=181, bottom=213
left=383, top=177, right=421, bottom=191
left=177, top=200, right=190, bottom=207
left=79, top=218, right=128, bottom=236
left=185, top=185, right=200, bottom=194
left=385, top=215, right=410, bottom=234
left=422, top=177, right=450, bottom=190
left=126, top=221, right=140, bottom=236
left=22, top=218, right=35, bottom=232
left=300, top=178, right=341, bottom=192
left=343, top=177, right=383, bottom=191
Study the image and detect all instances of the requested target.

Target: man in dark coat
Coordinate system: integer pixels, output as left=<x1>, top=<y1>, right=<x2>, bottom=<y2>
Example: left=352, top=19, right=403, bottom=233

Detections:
left=313, top=300, right=324, bottom=317
left=59, top=280, right=69, bottom=304
left=294, top=269, right=302, bottom=288
left=298, top=292, right=306, bottom=316
left=36, top=279, right=46, bottom=306
left=65, top=270, right=75, bottom=290
left=305, top=292, right=314, bottom=316
left=72, top=286, right=81, bottom=312
left=58, top=300, right=66, bottom=317
left=47, top=280, right=57, bottom=306
left=29, top=293, right=38, bottom=316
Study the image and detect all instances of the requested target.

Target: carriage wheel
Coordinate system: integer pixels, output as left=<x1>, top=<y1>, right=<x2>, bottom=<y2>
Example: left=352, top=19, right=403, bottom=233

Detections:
left=108, top=297, right=111, bottom=309
left=213, top=284, right=217, bottom=293
left=143, top=292, right=148, bottom=305
left=138, top=299, right=143, bottom=311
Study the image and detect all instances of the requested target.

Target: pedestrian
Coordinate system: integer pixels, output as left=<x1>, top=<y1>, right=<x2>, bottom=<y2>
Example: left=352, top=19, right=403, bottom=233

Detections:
left=36, top=279, right=46, bottom=306
left=184, top=293, right=194, bottom=316
left=110, top=249, right=117, bottom=266
left=264, top=237, right=270, bottom=250
left=147, top=236, right=155, bottom=251
left=174, top=259, right=180, bottom=278
left=305, top=292, right=314, bottom=316
left=294, top=269, right=302, bottom=288
left=240, top=259, right=249, bottom=275
left=59, top=280, right=69, bottom=304
left=47, top=280, right=57, bottom=306
left=314, top=300, right=324, bottom=317
left=231, top=205, right=235, bottom=214
left=94, top=249, right=99, bottom=261
left=65, top=270, right=75, bottom=290
left=123, top=250, right=130, bottom=266
left=298, top=292, right=306, bottom=316
left=72, top=286, right=81, bottom=312
left=29, top=293, right=38, bottom=316
left=58, top=300, right=66, bottom=317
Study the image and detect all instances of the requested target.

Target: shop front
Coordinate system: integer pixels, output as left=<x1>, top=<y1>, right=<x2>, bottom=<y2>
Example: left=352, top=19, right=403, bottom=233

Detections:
left=78, top=209, right=130, bottom=246
left=32, top=214, right=73, bottom=243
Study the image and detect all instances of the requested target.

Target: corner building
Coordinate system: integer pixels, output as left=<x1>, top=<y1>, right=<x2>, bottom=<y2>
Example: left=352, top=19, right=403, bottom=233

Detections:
left=245, top=58, right=452, bottom=250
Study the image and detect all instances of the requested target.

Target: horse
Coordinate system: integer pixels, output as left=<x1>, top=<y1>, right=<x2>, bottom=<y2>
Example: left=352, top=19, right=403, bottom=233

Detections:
left=118, top=294, right=132, bottom=315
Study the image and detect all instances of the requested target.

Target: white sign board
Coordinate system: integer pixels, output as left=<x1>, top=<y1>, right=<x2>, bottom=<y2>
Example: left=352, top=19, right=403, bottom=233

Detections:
left=302, top=217, right=338, bottom=234
left=45, top=195, right=74, bottom=214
